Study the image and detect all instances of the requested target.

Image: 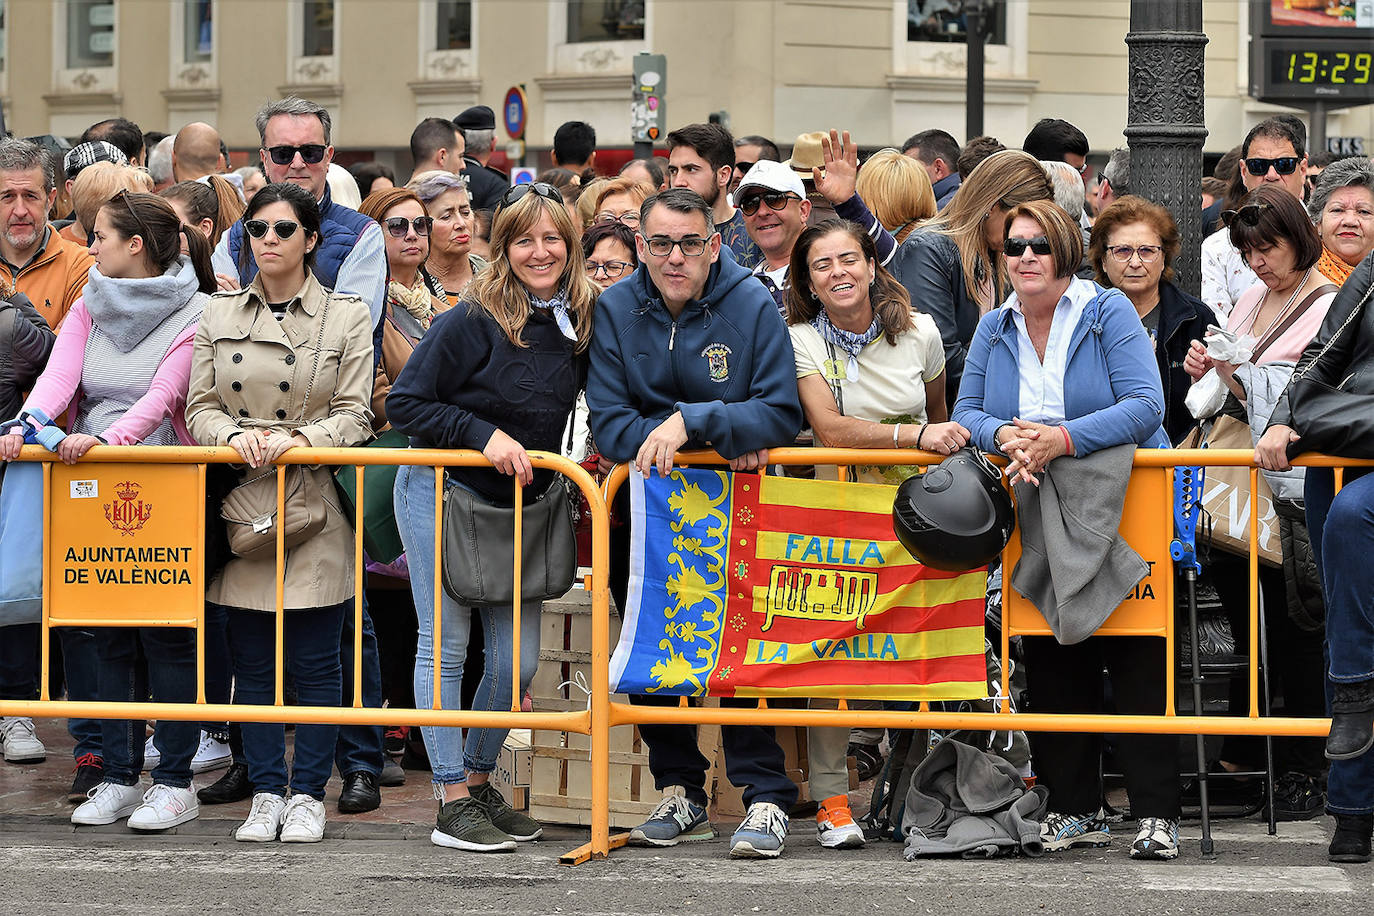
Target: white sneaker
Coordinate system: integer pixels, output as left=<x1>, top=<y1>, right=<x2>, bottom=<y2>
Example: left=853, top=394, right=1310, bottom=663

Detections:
left=0, top=716, right=46, bottom=763
left=143, top=734, right=161, bottom=771
left=236, top=792, right=286, bottom=842
left=128, top=783, right=199, bottom=831
left=279, top=794, right=326, bottom=843
left=191, top=731, right=232, bottom=773
left=71, top=781, right=145, bottom=826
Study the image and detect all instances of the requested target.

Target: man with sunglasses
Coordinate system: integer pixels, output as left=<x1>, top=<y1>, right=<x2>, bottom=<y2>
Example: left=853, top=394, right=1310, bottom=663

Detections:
left=206, top=96, right=391, bottom=813
left=737, top=147, right=895, bottom=314
left=587, top=188, right=803, bottom=859
left=1200, top=115, right=1308, bottom=321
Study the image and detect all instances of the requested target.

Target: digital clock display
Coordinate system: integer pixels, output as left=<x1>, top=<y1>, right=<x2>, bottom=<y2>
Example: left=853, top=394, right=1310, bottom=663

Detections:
left=1272, top=47, right=1373, bottom=85
left=1253, top=38, right=1374, bottom=101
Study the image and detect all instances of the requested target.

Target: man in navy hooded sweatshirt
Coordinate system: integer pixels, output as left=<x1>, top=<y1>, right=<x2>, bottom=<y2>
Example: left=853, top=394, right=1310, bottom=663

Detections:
left=587, top=188, right=804, bottom=859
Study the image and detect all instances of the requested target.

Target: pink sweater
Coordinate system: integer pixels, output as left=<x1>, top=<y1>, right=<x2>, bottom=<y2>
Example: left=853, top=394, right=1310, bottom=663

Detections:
left=1225, top=280, right=1337, bottom=365
left=23, top=299, right=198, bottom=445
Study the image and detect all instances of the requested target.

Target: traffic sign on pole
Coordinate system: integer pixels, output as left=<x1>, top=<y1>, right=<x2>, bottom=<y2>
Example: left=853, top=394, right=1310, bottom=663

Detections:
left=631, top=53, right=666, bottom=146
left=503, top=86, right=527, bottom=140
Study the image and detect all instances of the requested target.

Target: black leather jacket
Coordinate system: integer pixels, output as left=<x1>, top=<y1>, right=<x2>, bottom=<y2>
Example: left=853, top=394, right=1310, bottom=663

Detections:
left=1269, top=253, right=1374, bottom=432
left=1156, top=281, right=1215, bottom=444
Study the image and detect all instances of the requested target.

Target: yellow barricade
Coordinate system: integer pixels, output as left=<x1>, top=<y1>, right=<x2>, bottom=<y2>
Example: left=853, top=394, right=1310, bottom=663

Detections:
left=2, top=444, right=1364, bottom=864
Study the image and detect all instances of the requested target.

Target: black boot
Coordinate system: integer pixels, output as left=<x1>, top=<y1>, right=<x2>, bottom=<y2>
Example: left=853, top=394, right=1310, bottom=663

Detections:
left=1327, top=681, right=1374, bottom=761
left=1329, top=813, right=1373, bottom=863
left=197, top=761, right=251, bottom=804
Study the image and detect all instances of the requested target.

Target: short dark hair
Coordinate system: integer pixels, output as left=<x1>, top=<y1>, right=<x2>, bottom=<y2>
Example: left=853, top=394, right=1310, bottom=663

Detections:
left=902, top=129, right=960, bottom=171
left=143, top=131, right=169, bottom=161
left=553, top=121, right=597, bottom=167
left=1227, top=183, right=1322, bottom=271
left=1242, top=116, right=1306, bottom=160
left=640, top=188, right=713, bottom=235
left=956, top=135, right=1006, bottom=180
left=241, top=182, right=322, bottom=272
left=348, top=161, right=396, bottom=200
left=620, top=156, right=665, bottom=187
left=81, top=118, right=144, bottom=162
left=734, top=135, right=781, bottom=162
left=410, top=118, right=460, bottom=164
left=1022, top=118, right=1089, bottom=162
left=581, top=219, right=639, bottom=266
left=1308, top=150, right=1340, bottom=170
left=666, top=123, right=735, bottom=173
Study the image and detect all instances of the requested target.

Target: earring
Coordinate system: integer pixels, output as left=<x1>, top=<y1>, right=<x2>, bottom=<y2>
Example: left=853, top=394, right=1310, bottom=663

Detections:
left=810, top=291, right=819, bottom=301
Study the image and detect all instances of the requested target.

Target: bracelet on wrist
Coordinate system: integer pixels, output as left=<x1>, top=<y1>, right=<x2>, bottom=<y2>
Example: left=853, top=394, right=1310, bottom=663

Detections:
left=915, top=423, right=928, bottom=449
left=893, top=423, right=901, bottom=447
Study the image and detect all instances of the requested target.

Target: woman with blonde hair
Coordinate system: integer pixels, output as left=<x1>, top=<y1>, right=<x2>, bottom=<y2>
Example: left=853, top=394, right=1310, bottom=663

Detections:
left=591, top=177, right=654, bottom=230
left=388, top=182, right=596, bottom=853
left=64, top=162, right=154, bottom=245
left=855, top=149, right=936, bottom=244
left=890, top=149, right=1053, bottom=404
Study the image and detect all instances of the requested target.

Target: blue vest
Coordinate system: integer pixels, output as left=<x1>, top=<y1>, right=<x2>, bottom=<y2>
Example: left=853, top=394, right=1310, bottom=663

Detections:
left=226, top=185, right=374, bottom=290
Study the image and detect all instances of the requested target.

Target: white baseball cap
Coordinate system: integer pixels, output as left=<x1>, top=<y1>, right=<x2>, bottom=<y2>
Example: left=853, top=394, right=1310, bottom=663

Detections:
left=735, top=159, right=805, bottom=200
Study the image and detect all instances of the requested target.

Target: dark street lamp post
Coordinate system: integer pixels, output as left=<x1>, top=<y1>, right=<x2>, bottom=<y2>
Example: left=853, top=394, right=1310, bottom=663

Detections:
left=1125, top=0, right=1209, bottom=297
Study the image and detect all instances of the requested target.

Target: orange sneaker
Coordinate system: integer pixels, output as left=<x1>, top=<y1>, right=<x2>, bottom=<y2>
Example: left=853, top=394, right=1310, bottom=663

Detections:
left=816, top=794, right=865, bottom=849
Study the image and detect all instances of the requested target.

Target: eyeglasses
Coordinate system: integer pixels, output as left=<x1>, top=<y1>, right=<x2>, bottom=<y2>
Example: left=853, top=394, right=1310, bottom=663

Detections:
left=595, top=210, right=640, bottom=228
left=738, top=191, right=801, bottom=217
left=496, top=181, right=563, bottom=214
left=264, top=144, right=328, bottom=166
left=1107, top=244, right=1162, bottom=263
left=115, top=189, right=149, bottom=240
left=1003, top=235, right=1053, bottom=257
left=382, top=216, right=432, bottom=238
left=244, top=218, right=301, bottom=240
left=642, top=235, right=712, bottom=257
left=1244, top=156, right=1301, bottom=177
left=1221, top=203, right=1270, bottom=227
left=585, top=260, right=631, bottom=278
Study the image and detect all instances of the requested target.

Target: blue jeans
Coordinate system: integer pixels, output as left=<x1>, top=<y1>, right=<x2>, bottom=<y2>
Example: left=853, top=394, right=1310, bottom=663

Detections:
left=335, top=593, right=385, bottom=778
left=1306, top=467, right=1374, bottom=813
left=96, top=627, right=198, bottom=788
left=59, top=629, right=102, bottom=760
left=221, top=601, right=346, bottom=800
left=395, top=464, right=541, bottom=785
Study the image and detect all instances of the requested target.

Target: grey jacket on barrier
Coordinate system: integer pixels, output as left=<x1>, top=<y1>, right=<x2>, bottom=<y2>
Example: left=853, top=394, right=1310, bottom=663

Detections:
left=902, top=738, right=1048, bottom=859
left=1008, top=444, right=1147, bottom=645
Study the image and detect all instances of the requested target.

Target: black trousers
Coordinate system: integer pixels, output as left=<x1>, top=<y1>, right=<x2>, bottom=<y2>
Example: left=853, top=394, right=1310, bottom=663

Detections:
left=1023, top=635, right=1180, bottom=818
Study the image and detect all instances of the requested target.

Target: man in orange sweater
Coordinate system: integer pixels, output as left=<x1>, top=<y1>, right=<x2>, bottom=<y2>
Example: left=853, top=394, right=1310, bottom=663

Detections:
left=0, top=138, right=93, bottom=331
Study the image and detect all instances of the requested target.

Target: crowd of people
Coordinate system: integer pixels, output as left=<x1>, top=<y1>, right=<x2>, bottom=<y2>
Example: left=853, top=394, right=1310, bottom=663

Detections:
left=0, top=101, right=1372, bottom=866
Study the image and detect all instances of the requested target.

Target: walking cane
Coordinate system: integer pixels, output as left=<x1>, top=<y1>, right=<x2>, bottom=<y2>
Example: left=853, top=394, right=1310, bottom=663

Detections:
left=1171, top=465, right=1213, bottom=855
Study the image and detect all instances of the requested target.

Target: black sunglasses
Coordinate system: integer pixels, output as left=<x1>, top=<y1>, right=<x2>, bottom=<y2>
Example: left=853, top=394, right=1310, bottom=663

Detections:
left=496, top=181, right=563, bottom=214
left=383, top=216, right=432, bottom=238
left=265, top=144, right=328, bottom=166
left=244, top=218, right=301, bottom=240
left=1221, top=203, right=1270, bottom=228
left=1003, top=235, right=1053, bottom=257
left=1244, top=156, right=1300, bottom=177
left=738, top=191, right=800, bottom=217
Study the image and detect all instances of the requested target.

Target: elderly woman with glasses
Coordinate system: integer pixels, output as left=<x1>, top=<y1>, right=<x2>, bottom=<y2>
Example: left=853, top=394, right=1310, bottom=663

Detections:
left=1308, top=157, right=1374, bottom=287
left=1089, top=196, right=1213, bottom=444
left=411, top=171, right=486, bottom=307
left=582, top=219, right=638, bottom=291
left=591, top=177, right=654, bottom=232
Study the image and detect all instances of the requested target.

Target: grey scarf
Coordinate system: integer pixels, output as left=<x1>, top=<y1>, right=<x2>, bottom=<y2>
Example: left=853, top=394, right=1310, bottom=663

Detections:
left=82, top=256, right=203, bottom=352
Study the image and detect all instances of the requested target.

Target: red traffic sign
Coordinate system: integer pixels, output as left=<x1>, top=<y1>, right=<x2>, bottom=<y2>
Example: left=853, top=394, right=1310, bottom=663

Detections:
left=503, top=86, right=527, bottom=139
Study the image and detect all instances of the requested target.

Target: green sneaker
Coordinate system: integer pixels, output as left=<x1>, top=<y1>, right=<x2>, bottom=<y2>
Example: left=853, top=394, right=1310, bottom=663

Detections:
left=469, top=780, right=543, bottom=841
left=431, top=796, right=517, bottom=852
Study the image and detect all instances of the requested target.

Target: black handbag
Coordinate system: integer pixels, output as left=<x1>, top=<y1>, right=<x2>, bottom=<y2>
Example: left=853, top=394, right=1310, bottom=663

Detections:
left=1286, top=279, right=1374, bottom=459
left=440, top=477, right=576, bottom=606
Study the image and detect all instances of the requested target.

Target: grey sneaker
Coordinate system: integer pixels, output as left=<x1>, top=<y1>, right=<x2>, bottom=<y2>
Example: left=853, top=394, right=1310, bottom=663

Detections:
left=431, top=796, right=517, bottom=852
left=730, top=801, right=789, bottom=858
left=468, top=780, right=542, bottom=841
left=1040, top=810, right=1111, bottom=851
left=629, top=786, right=714, bottom=847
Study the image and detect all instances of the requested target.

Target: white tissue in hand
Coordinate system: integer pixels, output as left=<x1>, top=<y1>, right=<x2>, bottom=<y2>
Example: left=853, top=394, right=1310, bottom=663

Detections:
left=1203, top=325, right=1254, bottom=364
left=1185, top=369, right=1229, bottom=419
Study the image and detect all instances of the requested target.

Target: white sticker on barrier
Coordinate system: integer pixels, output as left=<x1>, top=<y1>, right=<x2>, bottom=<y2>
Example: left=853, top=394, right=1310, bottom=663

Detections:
left=70, top=480, right=98, bottom=499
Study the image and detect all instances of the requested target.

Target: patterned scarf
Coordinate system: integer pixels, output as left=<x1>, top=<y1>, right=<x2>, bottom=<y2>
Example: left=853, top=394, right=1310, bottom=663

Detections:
left=388, top=276, right=436, bottom=331
left=529, top=288, right=578, bottom=342
left=1316, top=246, right=1356, bottom=287
left=811, top=308, right=882, bottom=382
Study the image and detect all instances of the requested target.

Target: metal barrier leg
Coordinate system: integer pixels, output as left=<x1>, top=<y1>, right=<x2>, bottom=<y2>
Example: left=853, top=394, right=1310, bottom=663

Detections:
left=1184, top=567, right=1213, bottom=856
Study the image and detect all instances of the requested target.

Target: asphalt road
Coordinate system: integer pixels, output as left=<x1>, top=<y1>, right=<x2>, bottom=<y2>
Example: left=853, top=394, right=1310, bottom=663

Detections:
left=0, top=817, right=1366, bottom=915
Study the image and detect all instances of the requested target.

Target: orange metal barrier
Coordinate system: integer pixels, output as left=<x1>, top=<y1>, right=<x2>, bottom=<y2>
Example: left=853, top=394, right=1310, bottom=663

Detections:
left=2, top=443, right=1362, bottom=865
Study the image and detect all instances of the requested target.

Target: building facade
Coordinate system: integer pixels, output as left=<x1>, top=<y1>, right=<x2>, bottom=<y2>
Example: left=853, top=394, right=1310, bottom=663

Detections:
left=3, top=0, right=1370, bottom=167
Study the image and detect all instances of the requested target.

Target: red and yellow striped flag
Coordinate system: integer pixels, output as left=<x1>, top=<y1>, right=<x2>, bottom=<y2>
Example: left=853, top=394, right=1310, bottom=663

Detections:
left=610, top=468, right=989, bottom=700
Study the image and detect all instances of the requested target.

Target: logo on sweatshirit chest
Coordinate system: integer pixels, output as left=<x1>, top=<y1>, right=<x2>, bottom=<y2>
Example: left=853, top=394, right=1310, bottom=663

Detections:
left=700, top=343, right=732, bottom=383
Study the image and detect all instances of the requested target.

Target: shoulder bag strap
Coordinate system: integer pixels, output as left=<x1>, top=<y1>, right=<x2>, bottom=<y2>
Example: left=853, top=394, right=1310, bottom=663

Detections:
left=297, top=294, right=332, bottom=421
left=1252, top=283, right=1338, bottom=363
left=1290, top=278, right=1374, bottom=384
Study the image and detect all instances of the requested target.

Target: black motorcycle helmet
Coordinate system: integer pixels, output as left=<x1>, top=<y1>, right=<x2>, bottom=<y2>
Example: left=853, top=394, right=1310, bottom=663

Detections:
left=892, top=449, right=1015, bottom=571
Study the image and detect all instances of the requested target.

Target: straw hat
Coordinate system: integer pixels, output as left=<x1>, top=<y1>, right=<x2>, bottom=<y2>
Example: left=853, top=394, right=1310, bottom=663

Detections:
left=782, top=131, right=826, bottom=179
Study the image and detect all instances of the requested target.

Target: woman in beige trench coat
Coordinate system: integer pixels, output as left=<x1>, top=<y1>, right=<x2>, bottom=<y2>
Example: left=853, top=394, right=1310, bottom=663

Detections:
left=184, top=182, right=373, bottom=845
